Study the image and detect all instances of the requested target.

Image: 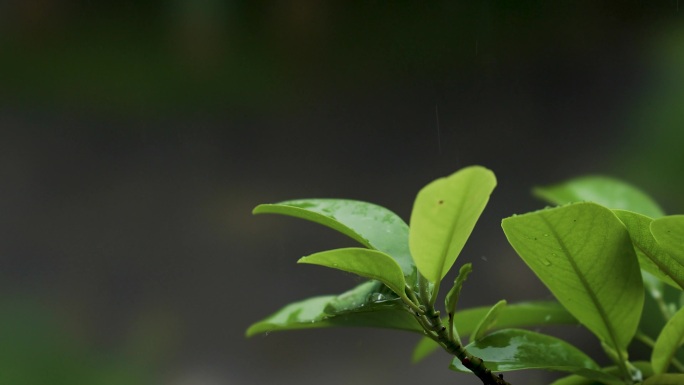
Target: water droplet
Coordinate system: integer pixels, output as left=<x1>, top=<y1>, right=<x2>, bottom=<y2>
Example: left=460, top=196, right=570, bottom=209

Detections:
left=543, top=233, right=549, bottom=237
left=369, top=293, right=386, bottom=303
left=541, top=259, right=552, bottom=266
left=544, top=315, right=552, bottom=321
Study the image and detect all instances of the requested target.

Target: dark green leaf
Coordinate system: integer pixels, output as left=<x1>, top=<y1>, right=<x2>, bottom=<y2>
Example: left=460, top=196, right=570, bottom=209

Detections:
left=412, top=301, right=577, bottom=362
left=533, top=176, right=664, bottom=218
left=450, top=329, right=620, bottom=383
left=245, top=290, right=422, bottom=337
left=324, top=280, right=402, bottom=315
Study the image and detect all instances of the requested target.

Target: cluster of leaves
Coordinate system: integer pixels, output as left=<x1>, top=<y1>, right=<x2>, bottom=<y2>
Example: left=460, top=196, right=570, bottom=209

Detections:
left=246, top=166, right=684, bottom=385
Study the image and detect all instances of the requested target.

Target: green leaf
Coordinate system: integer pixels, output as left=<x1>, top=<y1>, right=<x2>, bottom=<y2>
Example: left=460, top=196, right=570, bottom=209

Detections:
left=445, top=263, right=473, bottom=318
left=614, top=210, right=684, bottom=291
left=412, top=301, right=577, bottom=362
left=253, top=199, right=415, bottom=278
left=533, top=176, right=664, bottom=218
left=409, top=166, right=496, bottom=284
left=450, top=329, right=621, bottom=384
left=445, top=263, right=473, bottom=343
left=550, top=362, right=653, bottom=385
left=502, top=203, right=644, bottom=353
left=412, top=336, right=440, bottom=363
left=644, top=374, right=684, bottom=385
left=471, top=299, right=507, bottom=342
left=245, top=286, right=422, bottom=337
left=651, top=215, right=684, bottom=269
left=652, top=305, right=684, bottom=374
left=548, top=375, right=600, bottom=385
left=246, top=296, right=336, bottom=337
left=324, top=280, right=402, bottom=315
left=298, top=248, right=408, bottom=301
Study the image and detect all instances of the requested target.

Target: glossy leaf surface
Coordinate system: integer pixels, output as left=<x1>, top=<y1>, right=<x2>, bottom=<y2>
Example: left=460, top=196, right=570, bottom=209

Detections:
left=550, top=362, right=653, bottom=385
left=614, top=210, right=684, bottom=290
left=298, top=248, right=408, bottom=300
left=502, top=203, right=644, bottom=352
left=449, top=329, right=620, bottom=383
left=412, top=301, right=577, bottom=362
left=409, top=166, right=496, bottom=283
left=471, top=299, right=507, bottom=342
left=651, top=215, right=684, bottom=269
left=533, top=176, right=664, bottom=218
left=652, top=305, right=684, bottom=374
left=324, top=280, right=402, bottom=315
left=246, top=289, right=421, bottom=337
left=253, top=199, right=415, bottom=277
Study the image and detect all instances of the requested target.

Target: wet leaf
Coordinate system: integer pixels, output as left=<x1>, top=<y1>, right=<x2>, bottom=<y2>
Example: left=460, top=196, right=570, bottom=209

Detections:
left=550, top=362, right=653, bottom=385
left=298, top=248, right=408, bottom=301
left=412, top=301, right=577, bottom=362
left=533, top=176, right=664, bottom=218
left=614, top=210, right=684, bottom=291
left=652, top=305, right=684, bottom=374
left=253, top=199, right=415, bottom=279
left=502, top=203, right=644, bottom=353
left=324, top=280, right=402, bottom=315
left=245, top=290, right=421, bottom=337
left=409, top=166, right=496, bottom=284
left=449, top=329, right=620, bottom=383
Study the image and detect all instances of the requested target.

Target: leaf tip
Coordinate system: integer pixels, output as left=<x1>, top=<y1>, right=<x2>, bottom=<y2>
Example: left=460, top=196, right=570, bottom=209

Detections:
left=252, top=204, right=269, bottom=215
left=245, top=323, right=264, bottom=338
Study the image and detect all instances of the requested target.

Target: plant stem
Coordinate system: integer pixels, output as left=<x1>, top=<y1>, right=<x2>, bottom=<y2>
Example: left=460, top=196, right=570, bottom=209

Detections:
left=417, top=273, right=434, bottom=307
left=405, top=285, right=425, bottom=315
left=417, top=306, right=512, bottom=385
left=653, top=292, right=673, bottom=321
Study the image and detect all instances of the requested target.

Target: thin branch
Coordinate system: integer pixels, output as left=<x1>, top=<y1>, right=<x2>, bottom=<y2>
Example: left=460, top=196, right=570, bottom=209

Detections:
left=418, top=306, right=512, bottom=385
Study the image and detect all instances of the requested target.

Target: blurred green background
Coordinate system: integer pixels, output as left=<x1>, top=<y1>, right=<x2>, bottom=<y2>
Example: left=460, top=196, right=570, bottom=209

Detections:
left=0, top=1, right=683, bottom=384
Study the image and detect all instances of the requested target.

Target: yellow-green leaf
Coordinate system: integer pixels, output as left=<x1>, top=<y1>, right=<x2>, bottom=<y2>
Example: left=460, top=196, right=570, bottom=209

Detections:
left=502, top=203, right=644, bottom=352
left=652, top=305, right=684, bottom=374
left=471, top=299, right=507, bottom=342
left=409, top=166, right=496, bottom=284
left=298, top=248, right=408, bottom=301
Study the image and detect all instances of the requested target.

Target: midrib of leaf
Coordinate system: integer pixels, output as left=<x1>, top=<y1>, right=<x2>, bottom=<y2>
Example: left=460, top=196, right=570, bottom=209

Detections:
left=440, top=186, right=468, bottom=273
left=433, top=178, right=475, bottom=299
left=541, top=215, right=628, bottom=373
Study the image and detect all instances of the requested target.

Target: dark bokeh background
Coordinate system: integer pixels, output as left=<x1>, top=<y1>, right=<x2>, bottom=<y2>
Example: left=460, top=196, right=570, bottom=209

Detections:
left=1, top=2, right=683, bottom=384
